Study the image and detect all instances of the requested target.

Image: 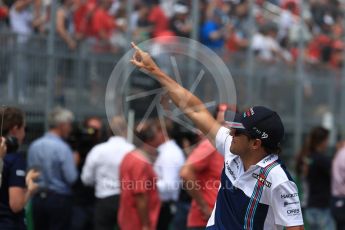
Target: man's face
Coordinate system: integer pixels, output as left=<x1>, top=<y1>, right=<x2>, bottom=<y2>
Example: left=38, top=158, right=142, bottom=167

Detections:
left=229, top=128, right=252, bottom=156
left=17, top=123, right=25, bottom=144
left=9, top=121, right=26, bottom=145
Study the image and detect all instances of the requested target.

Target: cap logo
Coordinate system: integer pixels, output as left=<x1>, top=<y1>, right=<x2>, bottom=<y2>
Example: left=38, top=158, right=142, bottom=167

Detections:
left=253, top=127, right=269, bottom=139
left=262, top=132, right=268, bottom=139
left=243, top=108, right=255, bottom=118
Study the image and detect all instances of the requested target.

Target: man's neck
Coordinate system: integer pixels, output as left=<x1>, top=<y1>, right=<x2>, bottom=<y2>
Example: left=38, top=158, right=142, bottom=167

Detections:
left=49, top=129, right=61, bottom=138
left=241, top=151, right=267, bottom=172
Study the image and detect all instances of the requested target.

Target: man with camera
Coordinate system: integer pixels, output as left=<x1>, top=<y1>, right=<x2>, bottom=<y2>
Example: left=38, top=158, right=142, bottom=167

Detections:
left=0, top=137, right=7, bottom=187
left=0, top=106, right=39, bottom=230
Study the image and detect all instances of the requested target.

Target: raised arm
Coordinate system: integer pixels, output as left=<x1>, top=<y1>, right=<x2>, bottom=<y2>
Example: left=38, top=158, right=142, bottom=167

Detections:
left=130, top=42, right=221, bottom=143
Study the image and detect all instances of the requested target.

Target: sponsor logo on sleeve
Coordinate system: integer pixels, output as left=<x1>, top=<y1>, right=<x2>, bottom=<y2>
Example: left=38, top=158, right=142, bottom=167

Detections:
left=286, top=208, right=301, bottom=216
left=284, top=201, right=300, bottom=207
left=16, top=170, right=25, bottom=177
left=281, top=193, right=299, bottom=199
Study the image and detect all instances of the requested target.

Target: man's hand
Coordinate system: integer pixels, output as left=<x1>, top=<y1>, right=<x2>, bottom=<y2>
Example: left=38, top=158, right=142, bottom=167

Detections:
left=130, top=42, right=160, bottom=74
left=129, top=42, right=221, bottom=144
left=0, top=137, right=6, bottom=159
left=26, top=169, right=40, bottom=194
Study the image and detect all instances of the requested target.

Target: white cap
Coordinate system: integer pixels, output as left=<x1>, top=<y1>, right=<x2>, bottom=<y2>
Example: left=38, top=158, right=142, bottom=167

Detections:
left=174, top=4, right=188, bottom=14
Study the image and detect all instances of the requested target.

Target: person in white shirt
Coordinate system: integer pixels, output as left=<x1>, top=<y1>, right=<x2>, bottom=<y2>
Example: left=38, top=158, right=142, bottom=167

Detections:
left=154, top=120, right=185, bottom=230
left=81, top=116, right=135, bottom=230
left=130, top=42, right=304, bottom=230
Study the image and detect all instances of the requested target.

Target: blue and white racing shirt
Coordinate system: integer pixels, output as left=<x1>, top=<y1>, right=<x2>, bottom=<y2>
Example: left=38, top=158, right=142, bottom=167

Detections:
left=206, top=127, right=304, bottom=230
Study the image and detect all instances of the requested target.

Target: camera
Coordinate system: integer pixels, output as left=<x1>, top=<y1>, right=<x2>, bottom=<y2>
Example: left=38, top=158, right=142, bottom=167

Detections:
left=5, top=136, right=19, bottom=153
left=67, top=126, right=100, bottom=158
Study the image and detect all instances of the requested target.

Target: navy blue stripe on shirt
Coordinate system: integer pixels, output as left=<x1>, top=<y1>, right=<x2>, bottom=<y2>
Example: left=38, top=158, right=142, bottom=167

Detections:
left=210, top=169, right=269, bottom=230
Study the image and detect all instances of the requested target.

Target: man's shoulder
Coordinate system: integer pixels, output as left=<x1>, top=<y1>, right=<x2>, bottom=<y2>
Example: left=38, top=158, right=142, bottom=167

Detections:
left=267, top=162, right=295, bottom=189
left=189, top=139, right=217, bottom=158
left=159, top=140, right=183, bottom=155
left=91, top=138, right=134, bottom=154
left=30, top=135, right=71, bottom=156
left=121, top=151, right=147, bottom=167
left=4, top=152, right=26, bottom=168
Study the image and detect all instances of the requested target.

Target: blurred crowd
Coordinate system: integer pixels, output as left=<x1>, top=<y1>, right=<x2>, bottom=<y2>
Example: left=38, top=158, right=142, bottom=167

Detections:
left=0, top=0, right=345, bottom=68
left=0, top=105, right=226, bottom=230
left=296, top=126, right=345, bottom=230
left=1, top=105, right=345, bottom=230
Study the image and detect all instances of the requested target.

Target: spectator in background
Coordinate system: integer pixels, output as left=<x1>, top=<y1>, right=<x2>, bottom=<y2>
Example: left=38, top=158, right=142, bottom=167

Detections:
left=55, top=0, right=77, bottom=105
left=82, top=116, right=134, bottom=230
left=147, top=0, right=170, bottom=38
left=0, top=107, right=39, bottom=230
left=28, top=107, right=78, bottom=230
left=56, top=0, right=77, bottom=50
left=179, top=104, right=226, bottom=230
left=9, top=0, right=43, bottom=42
left=83, top=116, right=103, bottom=143
left=74, top=0, right=97, bottom=39
left=0, top=137, right=7, bottom=187
left=70, top=116, right=103, bottom=230
left=329, top=40, right=344, bottom=69
left=226, top=0, right=250, bottom=52
left=131, top=2, right=151, bottom=42
left=298, top=127, right=335, bottom=230
left=331, top=141, right=345, bottom=230
left=9, top=0, right=43, bottom=102
left=251, top=22, right=291, bottom=63
left=118, top=120, right=163, bottom=230
left=90, top=0, right=116, bottom=52
left=154, top=120, right=185, bottom=230
left=278, top=0, right=298, bottom=43
left=169, top=3, right=191, bottom=38
left=200, top=7, right=230, bottom=51
left=0, top=0, right=9, bottom=30
left=171, top=125, right=200, bottom=230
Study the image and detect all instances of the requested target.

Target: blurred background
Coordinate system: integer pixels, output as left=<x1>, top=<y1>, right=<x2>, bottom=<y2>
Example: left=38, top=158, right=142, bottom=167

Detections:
left=1, top=0, right=344, bottom=156
left=1, top=0, right=345, bottom=229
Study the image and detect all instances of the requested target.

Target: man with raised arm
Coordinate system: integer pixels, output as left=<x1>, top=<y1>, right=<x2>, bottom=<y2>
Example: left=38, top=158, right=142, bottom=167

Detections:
left=130, top=42, right=304, bottom=230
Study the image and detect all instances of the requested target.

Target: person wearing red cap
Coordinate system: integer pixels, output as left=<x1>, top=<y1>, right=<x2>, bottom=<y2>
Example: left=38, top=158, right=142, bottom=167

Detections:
left=130, top=42, right=304, bottom=230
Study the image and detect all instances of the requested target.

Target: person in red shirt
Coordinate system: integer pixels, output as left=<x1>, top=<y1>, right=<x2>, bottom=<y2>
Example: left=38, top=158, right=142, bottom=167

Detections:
left=147, top=1, right=170, bottom=38
left=90, top=0, right=116, bottom=51
left=118, top=120, right=163, bottom=230
left=74, top=0, right=97, bottom=38
left=180, top=104, right=231, bottom=229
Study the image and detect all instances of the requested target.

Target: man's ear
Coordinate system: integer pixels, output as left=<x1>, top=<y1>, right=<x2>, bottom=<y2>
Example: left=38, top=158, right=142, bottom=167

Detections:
left=251, top=138, right=262, bottom=150
left=7, top=125, right=18, bottom=136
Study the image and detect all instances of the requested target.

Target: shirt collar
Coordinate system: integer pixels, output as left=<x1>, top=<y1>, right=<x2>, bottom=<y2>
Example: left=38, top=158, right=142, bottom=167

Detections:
left=157, top=139, right=174, bottom=152
left=45, top=132, right=62, bottom=140
left=108, top=136, right=127, bottom=143
left=256, top=154, right=279, bottom=168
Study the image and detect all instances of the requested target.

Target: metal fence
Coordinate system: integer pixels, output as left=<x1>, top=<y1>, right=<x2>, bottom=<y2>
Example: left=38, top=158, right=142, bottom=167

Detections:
left=0, top=32, right=342, bottom=161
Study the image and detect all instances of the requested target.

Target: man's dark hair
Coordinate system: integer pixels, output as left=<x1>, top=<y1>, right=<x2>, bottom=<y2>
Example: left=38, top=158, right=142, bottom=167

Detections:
left=263, top=145, right=282, bottom=155
left=133, top=120, right=157, bottom=147
left=244, top=133, right=282, bottom=155
left=83, top=116, right=102, bottom=128
left=0, top=107, right=25, bottom=136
